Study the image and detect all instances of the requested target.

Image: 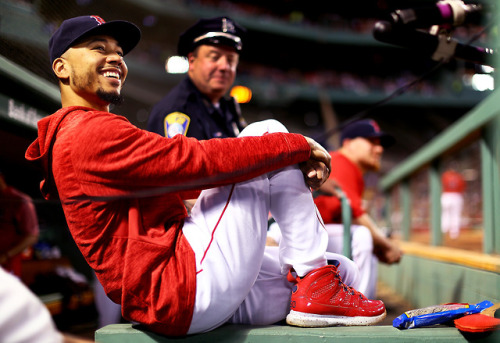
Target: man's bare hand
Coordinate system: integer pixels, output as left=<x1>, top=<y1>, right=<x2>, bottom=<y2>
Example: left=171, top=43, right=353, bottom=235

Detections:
left=374, top=239, right=403, bottom=264
left=300, top=137, right=331, bottom=190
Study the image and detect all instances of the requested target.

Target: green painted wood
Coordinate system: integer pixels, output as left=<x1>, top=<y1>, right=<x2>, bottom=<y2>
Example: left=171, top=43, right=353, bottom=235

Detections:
left=429, top=160, right=442, bottom=246
left=492, top=117, right=500, bottom=254
left=0, top=55, right=60, bottom=104
left=95, top=323, right=500, bottom=343
left=482, top=117, right=500, bottom=254
left=379, top=255, right=500, bottom=309
left=340, top=190, right=352, bottom=259
left=400, top=180, right=411, bottom=241
left=383, top=189, right=392, bottom=233
left=481, top=133, right=495, bottom=254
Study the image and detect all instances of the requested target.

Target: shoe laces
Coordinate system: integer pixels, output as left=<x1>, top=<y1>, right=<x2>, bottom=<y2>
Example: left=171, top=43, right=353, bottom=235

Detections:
left=288, top=267, right=367, bottom=300
left=334, top=270, right=367, bottom=300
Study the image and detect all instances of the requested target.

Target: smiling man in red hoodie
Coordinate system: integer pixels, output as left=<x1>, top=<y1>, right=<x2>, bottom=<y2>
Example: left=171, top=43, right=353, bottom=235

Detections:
left=25, top=16, right=386, bottom=336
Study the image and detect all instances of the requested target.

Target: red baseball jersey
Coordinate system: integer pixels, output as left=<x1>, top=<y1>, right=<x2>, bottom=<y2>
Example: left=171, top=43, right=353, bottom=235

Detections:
left=26, top=106, right=310, bottom=336
left=314, top=151, right=365, bottom=224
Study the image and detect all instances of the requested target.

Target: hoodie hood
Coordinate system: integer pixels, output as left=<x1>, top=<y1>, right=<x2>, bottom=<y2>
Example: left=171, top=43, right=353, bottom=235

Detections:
left=25, top=106, right=92, bottom=200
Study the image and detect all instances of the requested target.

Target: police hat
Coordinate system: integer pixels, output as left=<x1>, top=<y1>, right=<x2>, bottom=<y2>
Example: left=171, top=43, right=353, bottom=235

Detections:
left=178, top=16, right=246, bottom=56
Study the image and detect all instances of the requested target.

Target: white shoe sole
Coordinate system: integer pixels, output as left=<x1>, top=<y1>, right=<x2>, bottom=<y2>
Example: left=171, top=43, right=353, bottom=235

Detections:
left=286, top=310, right=387, bottom=327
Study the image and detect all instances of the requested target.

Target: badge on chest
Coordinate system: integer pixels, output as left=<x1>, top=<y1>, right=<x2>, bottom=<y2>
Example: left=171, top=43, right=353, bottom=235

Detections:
left=164, top=112, right=191, bottom=138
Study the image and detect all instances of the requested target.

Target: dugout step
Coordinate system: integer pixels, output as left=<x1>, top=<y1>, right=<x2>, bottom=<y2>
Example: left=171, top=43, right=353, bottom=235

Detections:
left=95, top=323, right=500, bottom=342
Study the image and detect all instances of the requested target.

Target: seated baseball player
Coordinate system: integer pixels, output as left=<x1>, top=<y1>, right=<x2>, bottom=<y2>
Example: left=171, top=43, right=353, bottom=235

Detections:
left=25, top=16, right=386, bottom=336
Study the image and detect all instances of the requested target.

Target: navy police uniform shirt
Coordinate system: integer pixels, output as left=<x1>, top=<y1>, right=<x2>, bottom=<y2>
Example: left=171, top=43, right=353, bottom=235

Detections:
left=148, top=77, right=247, bottom=140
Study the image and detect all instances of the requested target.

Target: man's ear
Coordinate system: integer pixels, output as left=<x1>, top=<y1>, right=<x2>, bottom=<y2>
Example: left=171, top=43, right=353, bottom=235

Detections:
left=52, top=57, right=70, bottom=80
left=187, top=52, right=196, bottom=71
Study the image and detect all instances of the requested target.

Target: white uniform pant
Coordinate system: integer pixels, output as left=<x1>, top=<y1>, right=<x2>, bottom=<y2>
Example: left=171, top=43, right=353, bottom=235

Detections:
left=324, top=224, right=378, bottom=299
left=441, top=192, right=464, bottom=239
left=93, top=272, right=122, bottom=328
left=182, top=120, right=360, bottom=334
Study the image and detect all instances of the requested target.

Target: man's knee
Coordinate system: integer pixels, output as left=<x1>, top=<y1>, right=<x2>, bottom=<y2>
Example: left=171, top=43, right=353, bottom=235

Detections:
left=239, top=119, right=288, bottom=137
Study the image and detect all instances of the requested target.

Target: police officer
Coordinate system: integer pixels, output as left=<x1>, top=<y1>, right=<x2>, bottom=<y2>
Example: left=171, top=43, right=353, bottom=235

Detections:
left=148, top=17, right=247, bottom=139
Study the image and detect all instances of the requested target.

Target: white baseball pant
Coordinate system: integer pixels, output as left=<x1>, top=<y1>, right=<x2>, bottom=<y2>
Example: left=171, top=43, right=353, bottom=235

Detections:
left=324, top=224, right=378, bottom=299
left=441, top=192, right=464, bottom=239
left=182, top=120, right=360, bottom=334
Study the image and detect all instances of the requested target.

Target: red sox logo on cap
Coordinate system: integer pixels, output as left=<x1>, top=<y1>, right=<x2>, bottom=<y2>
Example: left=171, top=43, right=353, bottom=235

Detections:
left=90, top=15, right=106, bottom=25
left=369, top=119, right=381, bottom=133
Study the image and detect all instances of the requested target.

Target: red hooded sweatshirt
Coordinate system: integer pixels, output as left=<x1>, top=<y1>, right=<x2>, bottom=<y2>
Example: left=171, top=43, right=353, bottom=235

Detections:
left=25, top=106, right=310, bottom=336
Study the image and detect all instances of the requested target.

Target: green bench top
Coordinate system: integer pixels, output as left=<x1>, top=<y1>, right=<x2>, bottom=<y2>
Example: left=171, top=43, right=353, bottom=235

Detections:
left=95, top=323, right=500, bottom=343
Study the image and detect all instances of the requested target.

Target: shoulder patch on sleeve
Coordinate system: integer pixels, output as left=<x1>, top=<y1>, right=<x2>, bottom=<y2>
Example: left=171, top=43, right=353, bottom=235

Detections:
left=163, top=112, right=191, bottom=138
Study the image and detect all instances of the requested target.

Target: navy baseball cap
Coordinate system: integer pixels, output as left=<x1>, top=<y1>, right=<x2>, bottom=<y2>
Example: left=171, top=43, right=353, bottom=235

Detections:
left=49, top=15, right=141, bottom=64
left=177, top=16, right=246, bottom=56
left=340, top=119, right=395, bottom=148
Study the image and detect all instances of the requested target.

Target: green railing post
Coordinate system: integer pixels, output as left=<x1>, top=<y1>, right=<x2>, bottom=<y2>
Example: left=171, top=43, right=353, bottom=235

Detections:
left=339, top=189, right=352, bottom=260
left=491, top=0, right=500, bottom=255
left=384, top=189, right=392, bottom=234
left=481, top=131, right=493, bottom=254
left=429, top=159, right=442, bottom=246
left=493, top=118, right=500, bottom=254
left=481, top=121, right=500, bottom=254
left=400, top=179, right=411, bottom=241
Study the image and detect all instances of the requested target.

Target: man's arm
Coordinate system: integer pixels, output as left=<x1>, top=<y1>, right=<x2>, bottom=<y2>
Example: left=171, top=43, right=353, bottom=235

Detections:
left=355, top=213, right=403, bottom=265
left=315, top=178, right=342, bottom=197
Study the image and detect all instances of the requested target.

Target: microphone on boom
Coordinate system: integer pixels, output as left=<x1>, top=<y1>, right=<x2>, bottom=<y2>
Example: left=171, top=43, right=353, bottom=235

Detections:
left=388, top=1, right=483, bottom=28
left=373, top=21, right=494, bottom=66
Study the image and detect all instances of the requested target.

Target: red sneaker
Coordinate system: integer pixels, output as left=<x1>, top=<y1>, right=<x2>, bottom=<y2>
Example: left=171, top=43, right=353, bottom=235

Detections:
left=286, top=264, right=386, bottom=327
